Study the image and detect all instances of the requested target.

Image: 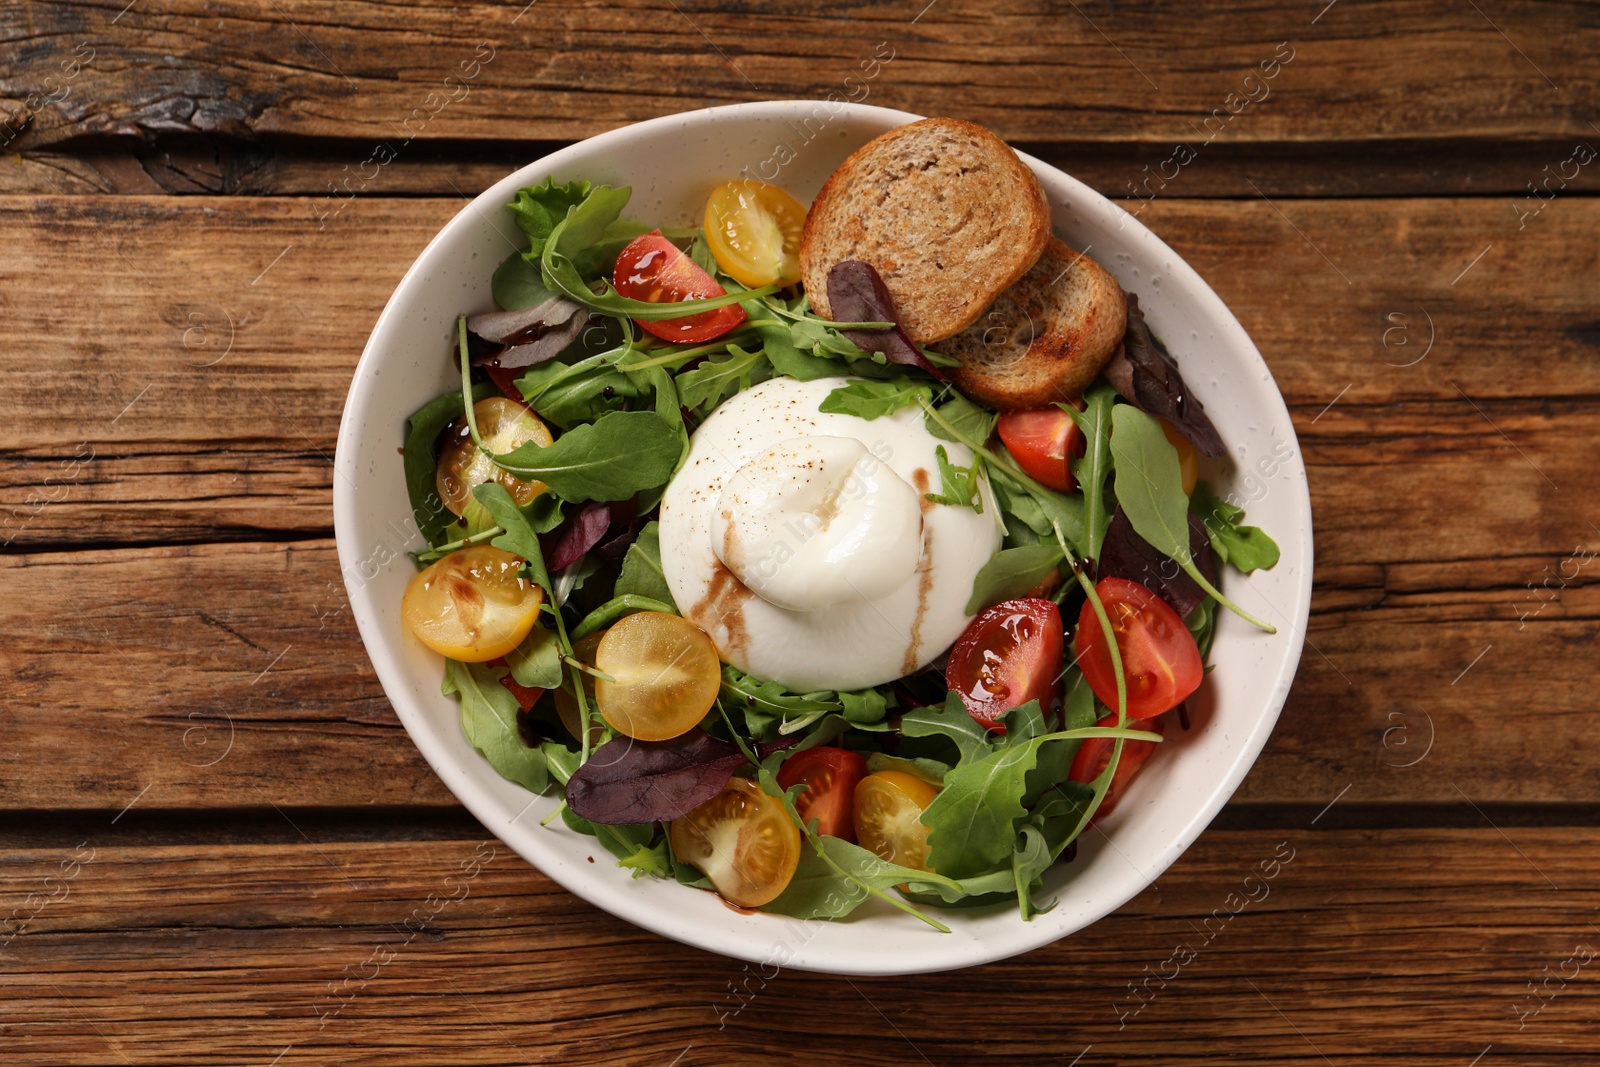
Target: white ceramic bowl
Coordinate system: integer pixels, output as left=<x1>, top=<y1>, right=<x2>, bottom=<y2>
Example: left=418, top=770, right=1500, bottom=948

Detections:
left=334, top=101, right=1313, bottom=975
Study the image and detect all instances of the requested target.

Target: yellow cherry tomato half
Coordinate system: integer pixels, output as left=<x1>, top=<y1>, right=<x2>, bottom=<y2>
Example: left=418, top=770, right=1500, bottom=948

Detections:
left=436, top=397, right=553, bottom=517
left=401, top=545, right=543, bottom=662
left=1159, top=418, right=1200, bottom=497
left=703, top=180, right=807, bottom=288
left=853, top=770, right=940, bottom=872
left=669, top=778, right=801, bottom=908
left=552, top=630, right=606, bottom=745
left=594, top=611, right=722, bottom=741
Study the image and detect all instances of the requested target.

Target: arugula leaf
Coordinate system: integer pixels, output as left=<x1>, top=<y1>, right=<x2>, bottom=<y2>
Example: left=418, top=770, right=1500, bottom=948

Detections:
left=839, top=688, right=889, bottom=725
left=818, top=379, right=933, bottom=420
left=676, top=344, right=772, bottom=414
left=1011, top=825, right=1058, bottom=919
left=1002, top=698, right=1050, bottom=744
left=760, top=324, right=865, bottom=381
left=919, top=703, right=1043, bottom=879
left=754, top=770, right=948, bottom=930
left=472, top=482, right=552, bottom=593
left=442, top=659, right=554, bottom=793
left=515, top=359, right=647, bottom=430
left=603, top=823, right=672, bottom=877
left=761, top=838, right=876, bottom=920
left=507, top=625, right=563, bottom=689
left=1186, top=595, right=1218, bottom=661
left=866, top=752, right=949, bottom=785
left=1110, top=405, right=1274, bottom=632
left=688, top=232, right=718, bottom=275
left=492, top=410, right=681, bottom=503
left=491, top=251, right=560, bottom=312
left=666, top=830, right=715, bottom=890
left=1191, top=482, right=1282, bottom=573
left=558, top=811, right=671, bottom=878
left=1031, top=783, right=1096, bottom=860
left=921, top=392, right=1086, bottom=554
left=623, top=352, right=691, bottom=469
left=900, top=692, right=991, bottom=764
left=614, top=521, right=675, bottom=605
left=761, top=787, right=1029, bottom=922
left=520, top=181, right=653, bottom=283
left=987, top=467, right=1086, bottom=550
left=548, top=183, right=629, bottom=255
left=1063, top=383, right=1117, bottom=559
left=921, top=717, right=1163, bottom=879
left=987, top=477, right=1045, bottom=537
left=1022, top=669, right=1096, bottom=807
left=924, top=392, right=997, bottom=447
left=965, top=544, right=1064, bottom=614
left=524, top=491, right=566, bottom=535
left=403, top=383, right=495, bottom=545
left=923, top=445, right=983, bottom=512
left=571, top=593, right=679, bottom=641
left=723, top=668, right=851, bottom=726
left=789, top=315, right=871, bottom=361
left=539, top=184, right=775, bottom=319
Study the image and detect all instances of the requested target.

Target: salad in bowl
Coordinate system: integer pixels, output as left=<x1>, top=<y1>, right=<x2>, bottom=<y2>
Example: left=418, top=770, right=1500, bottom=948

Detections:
left=334, top=103, right=1312, bottom=974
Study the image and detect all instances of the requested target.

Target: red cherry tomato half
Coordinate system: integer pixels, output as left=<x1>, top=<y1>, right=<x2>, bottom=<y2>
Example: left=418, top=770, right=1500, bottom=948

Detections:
left=1068, top=713, right=1164, bottom=821
left=945, top=598, right=1064, bottom=732
left=1074, top=577, right=1202, bottom=718
left=612, top=231, right=746, bottom=344
left=775, top=746, right=869, bottom=841
left=997, top=405, right=1085, bottom=492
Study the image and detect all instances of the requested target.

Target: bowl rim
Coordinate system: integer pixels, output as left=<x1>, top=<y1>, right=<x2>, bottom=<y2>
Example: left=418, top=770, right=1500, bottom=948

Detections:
left=334, top=99, right=1314, bottom=975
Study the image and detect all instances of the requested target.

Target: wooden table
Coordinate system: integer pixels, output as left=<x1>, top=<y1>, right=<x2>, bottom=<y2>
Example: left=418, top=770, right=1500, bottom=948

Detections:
left=4, top=2, right=1597, bottom=1063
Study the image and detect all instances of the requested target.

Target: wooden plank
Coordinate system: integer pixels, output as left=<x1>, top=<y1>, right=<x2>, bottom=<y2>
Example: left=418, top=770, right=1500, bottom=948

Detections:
left=1, top=829, right=1595, bottom=1063
left=1, top=539, right=1594, bottom=810
left=0, top=540, right=456, bottom=811
left=3, top=0, right=1597, bottom=154
left=10, top=136, right=1599, bottom=198
left=2, top=194, right=1596, bottom=550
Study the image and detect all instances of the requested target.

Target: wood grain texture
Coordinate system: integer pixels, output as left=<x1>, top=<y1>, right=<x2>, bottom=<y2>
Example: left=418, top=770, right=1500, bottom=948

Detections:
left=2, top=829, right=1596, bottom=1065
left=2, top=194, right=1597, bottom=548
left=10, top=137, right=1600, bottom=198
left=1, top=539, right=1594, bottom=811
left=4, top=4, right=1594, bottom=1061
left=0, top=540, right=455, bottom=811
left=2, top=193, right=1595, bottom=811
left=2, top=0, right=1597, bottom=153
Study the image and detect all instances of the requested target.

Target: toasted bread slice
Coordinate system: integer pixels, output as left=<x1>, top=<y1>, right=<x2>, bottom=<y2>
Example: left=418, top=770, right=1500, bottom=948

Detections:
left=801, top=118, right=1051, bottom=343
left=935, top=238, right=1127, bottom=410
